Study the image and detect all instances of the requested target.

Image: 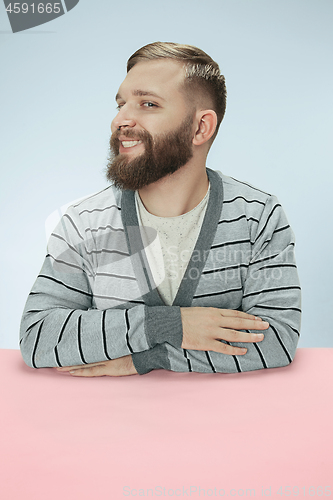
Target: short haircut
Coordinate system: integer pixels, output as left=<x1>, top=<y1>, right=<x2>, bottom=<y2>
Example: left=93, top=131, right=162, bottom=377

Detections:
left=127, top=42, right=227, bottom=140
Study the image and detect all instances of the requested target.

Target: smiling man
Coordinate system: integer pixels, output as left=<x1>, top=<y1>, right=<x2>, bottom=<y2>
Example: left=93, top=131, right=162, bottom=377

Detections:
left=20, top=42, right=301, bottom=377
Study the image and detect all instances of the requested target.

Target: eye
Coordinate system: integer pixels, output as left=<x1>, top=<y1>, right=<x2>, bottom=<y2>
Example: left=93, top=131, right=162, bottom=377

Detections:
left=143, top=101, right=157, bottom=108
left=116, top=103, right=125, bottom=111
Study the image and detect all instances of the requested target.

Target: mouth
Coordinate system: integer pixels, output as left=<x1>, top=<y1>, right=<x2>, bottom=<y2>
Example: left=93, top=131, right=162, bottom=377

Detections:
left=118, top=138, right=144, bottom=154
left=121, top=140, right=142, bottom=149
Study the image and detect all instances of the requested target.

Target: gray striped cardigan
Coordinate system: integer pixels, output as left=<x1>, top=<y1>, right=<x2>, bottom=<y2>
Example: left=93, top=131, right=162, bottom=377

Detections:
left=20, top=168, right=301, bottom=374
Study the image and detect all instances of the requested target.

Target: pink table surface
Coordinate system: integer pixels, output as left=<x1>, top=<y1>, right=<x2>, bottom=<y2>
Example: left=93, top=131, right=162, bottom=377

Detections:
left=0, top=348, right=332, bottom=500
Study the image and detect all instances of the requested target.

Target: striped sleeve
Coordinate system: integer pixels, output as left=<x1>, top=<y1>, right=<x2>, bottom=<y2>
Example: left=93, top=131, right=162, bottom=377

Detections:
left=132, top=195, right=301, bottom=374
left=239, top=194, right=301, bottom=369
left=19, top=207, right=183, bottom=369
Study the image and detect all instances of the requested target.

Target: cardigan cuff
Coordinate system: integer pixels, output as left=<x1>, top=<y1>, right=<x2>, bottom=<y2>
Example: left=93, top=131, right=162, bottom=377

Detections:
left=145, top=305, right=183, bottom=349
left=132, top=344, right=170, bottom=375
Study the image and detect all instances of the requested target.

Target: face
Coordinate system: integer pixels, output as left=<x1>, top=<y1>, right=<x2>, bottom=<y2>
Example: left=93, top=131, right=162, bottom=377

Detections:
left=106, top=59, right=196, bottom=191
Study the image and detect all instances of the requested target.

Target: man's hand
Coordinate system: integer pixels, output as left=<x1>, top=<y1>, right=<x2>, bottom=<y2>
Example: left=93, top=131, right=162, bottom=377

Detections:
left=180, top=307, right=269, bottom=355
left=54, top=354, right=138, bottom=377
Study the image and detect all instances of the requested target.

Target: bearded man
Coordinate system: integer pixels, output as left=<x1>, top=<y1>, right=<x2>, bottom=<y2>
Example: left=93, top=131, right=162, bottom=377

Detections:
left=20, top=42, right=301, bottom=377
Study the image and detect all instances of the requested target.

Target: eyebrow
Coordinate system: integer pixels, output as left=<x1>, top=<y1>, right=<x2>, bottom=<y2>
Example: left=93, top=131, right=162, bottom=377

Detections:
left=115, top=89, right=165, bottom=101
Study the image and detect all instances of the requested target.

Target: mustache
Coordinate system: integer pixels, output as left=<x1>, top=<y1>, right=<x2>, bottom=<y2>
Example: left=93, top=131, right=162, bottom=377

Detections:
left=111, top=128, right=151, bottom=141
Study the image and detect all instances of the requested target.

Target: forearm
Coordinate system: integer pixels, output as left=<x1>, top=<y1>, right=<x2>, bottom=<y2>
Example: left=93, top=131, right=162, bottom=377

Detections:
left=20, top=258, right=183, bottom=369
left=132, top=315, right=299, bottom=375
left=132, top=254, right=301, bottom=376
left=20, top=303, right=183, bottom=369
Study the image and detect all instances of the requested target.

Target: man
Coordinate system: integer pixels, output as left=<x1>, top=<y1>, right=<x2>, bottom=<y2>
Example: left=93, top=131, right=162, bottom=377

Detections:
left=20, top=42, right=301, bottom=377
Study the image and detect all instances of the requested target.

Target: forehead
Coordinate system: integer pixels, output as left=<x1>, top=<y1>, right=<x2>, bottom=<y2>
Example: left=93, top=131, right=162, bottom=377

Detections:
left=117, top=59, right=186, bottom=101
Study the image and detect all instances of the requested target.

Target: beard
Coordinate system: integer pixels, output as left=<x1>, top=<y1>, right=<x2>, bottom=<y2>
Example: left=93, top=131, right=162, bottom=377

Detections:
left=105, top=114, right=194, bottom=191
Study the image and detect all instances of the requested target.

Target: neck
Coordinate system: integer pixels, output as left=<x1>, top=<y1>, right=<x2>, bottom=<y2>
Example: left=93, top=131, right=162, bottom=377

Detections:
left=138, top=159, right=209, bottom=217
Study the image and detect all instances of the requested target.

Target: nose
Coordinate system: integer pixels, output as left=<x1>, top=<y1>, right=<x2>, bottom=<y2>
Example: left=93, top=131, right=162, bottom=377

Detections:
left=111, top=105, right=136, bottom=132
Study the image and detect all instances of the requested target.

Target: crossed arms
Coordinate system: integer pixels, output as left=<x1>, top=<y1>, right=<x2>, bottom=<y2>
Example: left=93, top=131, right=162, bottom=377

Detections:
left=20, top=193, right=301, bottom=377
left=55, top=309, right=269, bottom=377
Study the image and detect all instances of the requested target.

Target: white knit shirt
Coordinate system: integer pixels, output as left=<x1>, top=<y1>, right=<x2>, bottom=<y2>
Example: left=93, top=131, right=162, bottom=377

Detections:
left=135, top=184, right=210, bottom=305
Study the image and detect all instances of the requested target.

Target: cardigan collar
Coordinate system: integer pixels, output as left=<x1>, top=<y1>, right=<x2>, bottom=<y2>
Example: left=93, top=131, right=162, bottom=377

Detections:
left=121, top=168, right=223, bottom=307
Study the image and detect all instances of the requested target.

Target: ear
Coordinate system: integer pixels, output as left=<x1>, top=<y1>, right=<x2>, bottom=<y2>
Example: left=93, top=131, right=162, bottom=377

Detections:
left=192, top=110, right=217, bottom=146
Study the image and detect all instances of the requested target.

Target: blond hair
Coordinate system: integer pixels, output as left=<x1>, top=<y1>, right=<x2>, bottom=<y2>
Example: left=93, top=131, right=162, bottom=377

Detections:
left=127, top=42, right=227, bottom=139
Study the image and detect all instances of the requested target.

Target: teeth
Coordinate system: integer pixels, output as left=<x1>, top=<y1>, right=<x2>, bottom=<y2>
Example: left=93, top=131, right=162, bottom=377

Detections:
left=121, top=140, right=142, bottom=148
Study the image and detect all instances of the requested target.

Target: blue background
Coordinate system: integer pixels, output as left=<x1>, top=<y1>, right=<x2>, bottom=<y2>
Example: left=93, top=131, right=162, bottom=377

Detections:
left=1, top=0, right=332, bottom=348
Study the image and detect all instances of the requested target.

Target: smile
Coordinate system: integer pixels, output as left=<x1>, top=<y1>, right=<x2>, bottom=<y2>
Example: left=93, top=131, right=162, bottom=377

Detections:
left=121, top=140, right=142, bottom=148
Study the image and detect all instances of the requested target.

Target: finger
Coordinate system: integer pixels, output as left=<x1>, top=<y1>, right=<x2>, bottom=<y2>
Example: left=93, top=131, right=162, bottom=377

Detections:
left=218, top=329, right=265, bottom=343
left=55, top=366, right=82, bottom=372
left=56, top=362, right=106, bottom=372
left=218, top=317, right=269, bottom=331
left=69, top=365, right=106, bottom=377
left=220, top=309, right=263, bottom=320
left=208, top=342, right=248, bottom=356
